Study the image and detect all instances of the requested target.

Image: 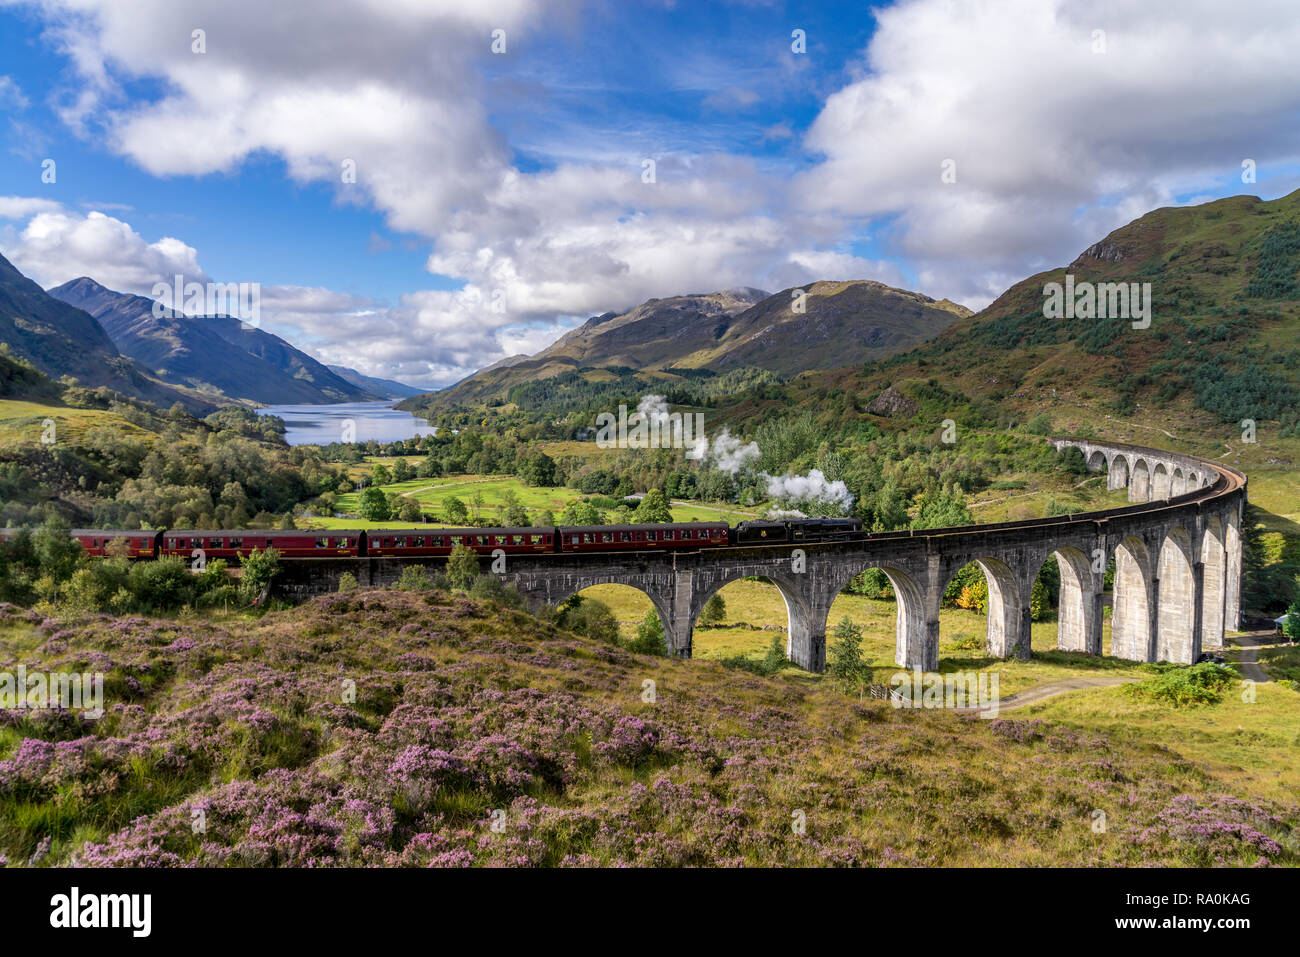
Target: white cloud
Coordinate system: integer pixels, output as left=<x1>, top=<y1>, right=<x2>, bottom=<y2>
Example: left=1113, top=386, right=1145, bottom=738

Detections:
left=6, top=0, right=1300, bottom=382
left=0, top=75, right=28, bottom=109
left=0, top=196, right=62, bottom=220
left=797, top=0, right=1300, bottom=305
left=3, top=209, right=206, bottom=292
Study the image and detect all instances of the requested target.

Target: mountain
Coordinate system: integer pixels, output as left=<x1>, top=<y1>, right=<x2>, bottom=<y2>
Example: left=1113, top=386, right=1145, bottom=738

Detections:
left=764, top=189, right=1300, bottom=454
left=0, top=254, right=213, bottom=412
left=48, top=278, right=377, bottom=405
left=326, top=364, right=422, bottom=399
left=409, top=281, right=969, bottom=411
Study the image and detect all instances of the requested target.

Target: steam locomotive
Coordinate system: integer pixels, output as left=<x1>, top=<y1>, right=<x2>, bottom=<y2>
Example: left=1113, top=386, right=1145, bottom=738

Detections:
left=10, top=517, right=864, bottom=561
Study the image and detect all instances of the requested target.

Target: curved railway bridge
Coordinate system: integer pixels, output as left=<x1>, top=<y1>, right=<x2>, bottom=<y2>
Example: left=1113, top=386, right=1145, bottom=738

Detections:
left=276, top=438, right=1246, bottom=673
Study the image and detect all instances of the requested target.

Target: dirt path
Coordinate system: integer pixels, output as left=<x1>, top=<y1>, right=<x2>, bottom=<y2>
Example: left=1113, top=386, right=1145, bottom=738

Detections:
left=952, top=674, right=1139, bottom=713
left=398, top=478, right=499, bottom=498
left=1231, top=629, right=1275, bottom=683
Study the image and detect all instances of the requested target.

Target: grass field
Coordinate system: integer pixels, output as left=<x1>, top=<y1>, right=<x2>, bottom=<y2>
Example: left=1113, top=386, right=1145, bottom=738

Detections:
left=309, top=470, right=760, bottom=528
left=578, top=578, right=1161, bottom=697
left=1022, top=678, right=1300, bottom=804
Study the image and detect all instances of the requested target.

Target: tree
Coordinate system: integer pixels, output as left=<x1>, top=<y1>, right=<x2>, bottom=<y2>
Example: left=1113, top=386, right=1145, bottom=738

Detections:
left=633, top=489, right=673, bottom=523
left=443, top=496, right=470, bottom=525
left=501, top=489, right=530, bottom=527
left=626, top=609, right=666, bottom=655
left=826, top=616, right=865, bottom=690
left=391, top=458, right=413, bottom=482
left=1285, top=598, right=1300, bottom=643
left=446, top=543, right=479, bottom=591
left=911, top=483, right=973, bottom=530
left=278, top=512, right=297, bottom=530
left=699, top=593, right=726, bottom=626
left=1030, top=576, right=1050, bottom=621
left=871, top=481, right=909, bottom=532
left=398, top=498, right=423, bottom=522
left=518, top=452, right=557, bottom=487
left=239, top=546, right=281, bottom=603
left=337, top=571, right=359, bottom=593
left=371, top=463, right=392, bottom=486
left=359, top=486, right=391, bottom=521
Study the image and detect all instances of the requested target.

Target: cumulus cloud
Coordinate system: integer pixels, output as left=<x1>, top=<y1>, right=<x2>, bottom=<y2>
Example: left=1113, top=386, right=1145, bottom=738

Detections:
left=797, top=0, right=1300, bottom=306
left=4, top=208, right=206, bottom=292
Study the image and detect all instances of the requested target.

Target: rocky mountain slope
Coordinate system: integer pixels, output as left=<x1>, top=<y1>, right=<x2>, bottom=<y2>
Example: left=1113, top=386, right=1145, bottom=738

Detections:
left=0, top=255, right=212, bottom=413
left=48, top=277, right=376, bottom=405
left=409, top=282, right=970, bottom=412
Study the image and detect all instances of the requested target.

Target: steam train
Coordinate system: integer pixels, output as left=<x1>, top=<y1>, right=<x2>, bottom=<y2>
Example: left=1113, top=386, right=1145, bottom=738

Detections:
left=7, top=517, right=864, bottom=561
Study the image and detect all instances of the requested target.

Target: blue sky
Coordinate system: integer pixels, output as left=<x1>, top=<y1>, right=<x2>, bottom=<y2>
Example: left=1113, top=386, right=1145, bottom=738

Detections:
left=1, top=0, right=1299, bottom=388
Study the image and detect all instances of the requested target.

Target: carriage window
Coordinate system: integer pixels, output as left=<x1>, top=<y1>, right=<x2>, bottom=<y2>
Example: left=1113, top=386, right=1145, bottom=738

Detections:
left=600, top=532, right=613, bottom=543
left=572, top=535, right=580, bottom=545
left=619, top=531, right=630, bottom=542
left=414, top=537, right=424, bottom=547
left=230, top=538, right=243, bottom=549
left=582, top=533, right=593, bottom=544
left=634, top=531, right=644, bottom=541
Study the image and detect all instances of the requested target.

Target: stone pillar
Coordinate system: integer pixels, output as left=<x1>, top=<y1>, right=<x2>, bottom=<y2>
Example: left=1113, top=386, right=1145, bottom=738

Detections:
left=1202, top=542, right=1226, bottom=653
left=1225, top=512, right=1242, bottom=633
left=1146, top=574, right=1161, bottom=663
left=785, top=594, right=825, bottom=672
left=910, top=554, right=942, bottom=672
left=663, top=571, right=694, bottom=659
left=1189, top=559, right=1205, bottom=663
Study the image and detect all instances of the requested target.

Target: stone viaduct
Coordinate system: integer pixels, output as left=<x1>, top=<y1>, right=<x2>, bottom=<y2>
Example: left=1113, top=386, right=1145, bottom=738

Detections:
left=274, top=438, right=1246, bottom=674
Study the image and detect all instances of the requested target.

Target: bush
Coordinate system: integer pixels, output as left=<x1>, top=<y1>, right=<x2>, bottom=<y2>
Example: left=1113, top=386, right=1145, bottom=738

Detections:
left=556, top=595, right=619, bottom=643
left=337, top=571, right=359, bottom=593
left=128, top=557, right=193, bottom=612
left=394, top=565, right=433, bottom=591
left=625, top=609, right=667, bottom=656
left=1125, top=662, right=1235, bottom=707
